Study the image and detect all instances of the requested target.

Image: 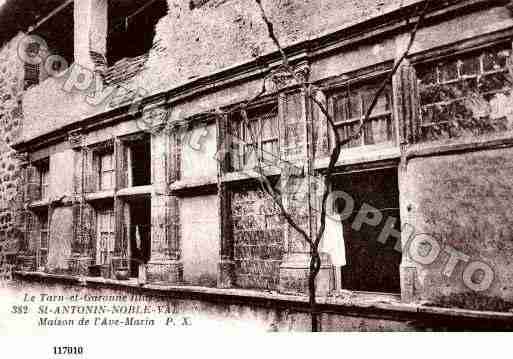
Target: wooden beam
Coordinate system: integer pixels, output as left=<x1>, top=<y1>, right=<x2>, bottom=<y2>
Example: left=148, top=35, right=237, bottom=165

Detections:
left=27, top=0, right=73, bottom=34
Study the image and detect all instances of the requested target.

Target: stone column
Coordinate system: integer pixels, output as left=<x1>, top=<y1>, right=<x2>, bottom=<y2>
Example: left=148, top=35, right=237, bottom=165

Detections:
left=392, top=53, right=422, bottom=302
left=273, top=62, right=334, bottom=296
left=145, top=106, right=183, bottom=284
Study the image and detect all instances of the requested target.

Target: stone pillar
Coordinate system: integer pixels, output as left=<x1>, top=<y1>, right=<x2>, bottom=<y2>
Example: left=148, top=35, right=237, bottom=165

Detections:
left=146, top=107, right=183, bottom=284
left=392, top=52, right=422, bottom=302
left=216, top=114, right=234, bottom=288
left=74, top=0, right=108, bottom=71
left=273, top=62, right=334, bottom=296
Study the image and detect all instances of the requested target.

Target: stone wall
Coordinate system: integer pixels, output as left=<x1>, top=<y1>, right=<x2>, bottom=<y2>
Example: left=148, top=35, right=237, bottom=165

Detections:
left=0, top=33, right=25, bottom=259
left=231, top=183, right=284, bottom=290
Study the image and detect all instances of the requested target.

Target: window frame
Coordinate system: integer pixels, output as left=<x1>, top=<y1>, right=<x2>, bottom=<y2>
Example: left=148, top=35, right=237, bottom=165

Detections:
left=329, top=81, right=395, bottom=150
left=98, top=151, right=115, bottom=191
left=415, top=42, right=513, bottom=131
left=38, top=160, right=50, bottom=201
left=230, top=105, right=279, bottom=172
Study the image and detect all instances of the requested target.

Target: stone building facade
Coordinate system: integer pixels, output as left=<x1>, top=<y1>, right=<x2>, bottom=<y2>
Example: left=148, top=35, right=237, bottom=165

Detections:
left=1, top=0, right=513, bottom=309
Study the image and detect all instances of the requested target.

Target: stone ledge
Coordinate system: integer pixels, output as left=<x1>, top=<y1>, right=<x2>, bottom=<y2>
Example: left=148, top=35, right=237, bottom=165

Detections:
left=12, top=271, right=513, bottom=325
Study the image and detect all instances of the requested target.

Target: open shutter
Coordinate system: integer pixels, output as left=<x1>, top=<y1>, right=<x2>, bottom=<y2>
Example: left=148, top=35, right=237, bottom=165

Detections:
left=311, top=90, right=330, bottom=158
left=82, top=203, right=96, bottom=258
left=115, top=139, right=128, bottom=189
left=114, top=199, right=124, bottom=257
left=393, top=61, right=421, bottom=144
left=25, top=165, right=40, bottom=202
left=83, top=148, right=94, bottom=193
left=71, top=203, right=81, bottom=253
left=25, top=212, right=38, bottom=251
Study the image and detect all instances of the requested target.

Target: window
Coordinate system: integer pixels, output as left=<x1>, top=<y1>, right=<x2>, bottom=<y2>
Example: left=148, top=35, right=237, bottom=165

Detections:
left=22, top=1, right=74, bottom=87
left=39, top=161, right=50, bottom=201
left=229, top=107, right=279, bottom=171
left=107, top=0, right=168, bottom=65
left=417, top=44, right=513, bottom=139
left=331, top=83, right=395, bottom=148
left=127, top=138, right=151, bottom=187
left=96, top=209, right=115, bottom=265
left=99, top=152, right=115, bottom=190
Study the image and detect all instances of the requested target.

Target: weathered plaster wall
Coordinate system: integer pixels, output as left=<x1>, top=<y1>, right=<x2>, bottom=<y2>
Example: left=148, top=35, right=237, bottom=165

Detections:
left=179, top=194, right=220, bottom=286
left=49, top=149, right=74, bottom=199
left=181, top=123, right=217, bottom=179
left=21, top=0, right=426, bottom=142
left=402, top=147, right=513, bottom=303
left=47, top=207, right=73, bottom=270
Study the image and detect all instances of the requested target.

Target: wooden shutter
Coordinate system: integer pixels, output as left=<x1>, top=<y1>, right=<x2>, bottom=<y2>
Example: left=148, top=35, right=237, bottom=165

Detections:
left=83, top=148, right=94, bottom=193
left=71, top=203, right=81, bottom=253
left=25, top=165, right=40, bottom=202
left=311, top=90, right=330, bottom=158
left=24, top=63, right=40, bottom=90
left=24, top=211, right=38, bottom=252
left=115, top=140, right=128, bottom=189
left=393, top=62, right=421, bottom=144
left=114, top=199, right=124, bottom=257
left=82, top=203, right=96, bottom=257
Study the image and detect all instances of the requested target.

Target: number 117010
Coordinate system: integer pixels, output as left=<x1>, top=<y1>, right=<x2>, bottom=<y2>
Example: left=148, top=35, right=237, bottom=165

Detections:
left=53, top=346, right=84, bottom=355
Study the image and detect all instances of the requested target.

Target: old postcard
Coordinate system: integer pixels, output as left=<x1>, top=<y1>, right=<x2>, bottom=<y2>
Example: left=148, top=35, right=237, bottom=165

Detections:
left=0, top=0, right=512, bottom=356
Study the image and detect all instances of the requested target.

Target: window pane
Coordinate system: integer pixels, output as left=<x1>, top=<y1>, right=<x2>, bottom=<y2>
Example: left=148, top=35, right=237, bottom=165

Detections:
left=337, top=121, right=361, bottom=148
left=262, top=140, right=279, bottom=163
left=100, top=171, right=113, bottom=190
left=101, top=153, right=113, bottom=171
left=40, top=232, right=48, bottom=249
left=483, top=49, right=510, bottom=72
left=461, top=56, right=479, bottom=76
left=439, top=60, right=458, bottom=82
left=364, top=115, right=393, bottom=145
left=363, top=91, right=390, bottom=116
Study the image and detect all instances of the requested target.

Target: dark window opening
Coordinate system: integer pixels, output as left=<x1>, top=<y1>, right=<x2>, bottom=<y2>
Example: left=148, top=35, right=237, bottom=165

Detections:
left=128, top=138, right=151, bottom=187
left=332, top=167, right=401, bottom=294
left=37, top=159, right=50, bottom=201
left=107, top=0, right=168, bottom=66
left=128, top=197, right=151, bottom=278
left=24, top=2, right=74, bottom=89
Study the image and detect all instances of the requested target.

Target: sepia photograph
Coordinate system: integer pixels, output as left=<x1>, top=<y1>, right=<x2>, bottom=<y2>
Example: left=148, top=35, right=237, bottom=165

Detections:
left=0, top=0, right=513, bottom=355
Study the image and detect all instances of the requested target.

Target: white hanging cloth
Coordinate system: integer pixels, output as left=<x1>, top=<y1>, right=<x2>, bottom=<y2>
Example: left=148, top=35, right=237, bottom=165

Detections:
left=320, top=214, right=346, bottom=267
left=135, top=225, right=142, bottom=251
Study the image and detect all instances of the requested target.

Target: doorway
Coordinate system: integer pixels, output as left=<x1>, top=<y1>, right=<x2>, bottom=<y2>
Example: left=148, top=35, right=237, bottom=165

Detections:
left=128, top=197, right=151, bottom=277
left=332, top=167, right=401, bottom=293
